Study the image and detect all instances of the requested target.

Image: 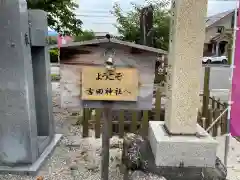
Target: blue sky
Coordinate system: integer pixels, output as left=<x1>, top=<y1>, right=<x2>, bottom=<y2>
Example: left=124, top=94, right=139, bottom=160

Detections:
left=49, top=0, right=239, bottom=35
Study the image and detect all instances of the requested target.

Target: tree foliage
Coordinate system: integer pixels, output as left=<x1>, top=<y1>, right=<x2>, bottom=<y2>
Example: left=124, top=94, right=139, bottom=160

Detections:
left=112, top=0, right=170, bottom=50
left=27, top=0, right=82, bottom=35
left=74, top=30, right=96, bottom=42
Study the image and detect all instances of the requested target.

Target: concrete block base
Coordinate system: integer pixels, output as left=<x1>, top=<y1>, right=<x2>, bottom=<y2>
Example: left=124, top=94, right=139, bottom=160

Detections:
left=0, top=134, right=62, bottom=175
left=148, top=121, right=218, bottom=167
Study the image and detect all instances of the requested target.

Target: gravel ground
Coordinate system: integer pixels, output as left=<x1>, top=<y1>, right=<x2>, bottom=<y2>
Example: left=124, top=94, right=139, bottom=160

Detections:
left=215, top=135, right=240, bottom=180
left=0, top=82, right=124, bottom=180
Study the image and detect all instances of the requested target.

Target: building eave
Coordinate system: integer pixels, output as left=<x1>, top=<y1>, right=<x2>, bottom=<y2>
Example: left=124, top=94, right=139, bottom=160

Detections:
left=206, top=10, right=234, bottom=29
left=49, top=38, right=168, bottom=55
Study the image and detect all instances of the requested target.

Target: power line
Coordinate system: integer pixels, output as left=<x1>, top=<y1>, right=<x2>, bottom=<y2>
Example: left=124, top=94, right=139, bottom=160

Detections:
left=77, top=10, right=112, bottom=13
left=77, top=9, right=129, bottom=13
left=84, top=22, right=116, bottom=25
left=76, top=14, right=114, bottom=18
left=82, top=21, right=115, bottom=24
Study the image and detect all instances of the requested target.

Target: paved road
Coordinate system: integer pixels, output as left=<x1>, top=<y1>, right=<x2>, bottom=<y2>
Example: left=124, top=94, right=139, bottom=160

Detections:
left=200, top=66, right=232, bottom=102
left=200, top=66, right=231, bottom=90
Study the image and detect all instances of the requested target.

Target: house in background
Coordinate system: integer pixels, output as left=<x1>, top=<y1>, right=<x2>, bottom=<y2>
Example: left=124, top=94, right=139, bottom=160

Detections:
left=94, top=32, right=110, bottom=39
left=94, top=32, right=120, bottom=39
left=204, top=10, right=235, bottom=57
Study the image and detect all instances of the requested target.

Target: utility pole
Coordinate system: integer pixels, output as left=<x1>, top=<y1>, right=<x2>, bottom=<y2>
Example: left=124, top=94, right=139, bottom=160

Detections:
left=140, top=5, right=153, bottom=46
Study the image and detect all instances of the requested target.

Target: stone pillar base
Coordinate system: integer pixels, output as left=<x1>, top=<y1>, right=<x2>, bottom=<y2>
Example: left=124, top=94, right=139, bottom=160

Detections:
left=148, top=121, right=218, bottom=168
left=0, top=134, right=62, bottom=175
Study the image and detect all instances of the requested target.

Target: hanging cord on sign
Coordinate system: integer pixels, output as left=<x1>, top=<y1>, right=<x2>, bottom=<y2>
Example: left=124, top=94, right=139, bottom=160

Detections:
left=104, top=34, right=116, bottom=71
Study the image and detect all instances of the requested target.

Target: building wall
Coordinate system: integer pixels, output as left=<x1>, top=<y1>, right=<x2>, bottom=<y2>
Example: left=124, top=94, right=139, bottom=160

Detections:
left=205, top=13, right=233, bottom=43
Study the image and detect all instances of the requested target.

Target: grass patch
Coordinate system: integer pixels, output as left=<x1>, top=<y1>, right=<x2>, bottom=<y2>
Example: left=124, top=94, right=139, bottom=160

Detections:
left=51, top=74, right=61, bottom=81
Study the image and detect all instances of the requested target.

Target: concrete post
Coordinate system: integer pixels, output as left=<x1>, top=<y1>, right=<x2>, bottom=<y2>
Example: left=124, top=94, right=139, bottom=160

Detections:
left=0, top=0, right=61, bottom=175
left=29, top=10, right=55, bottom=138
left=165, top=0, right=207, bottom=135
left=0, top=0, right=39, bottom=165
left=148, top=0, right=218, bottom=168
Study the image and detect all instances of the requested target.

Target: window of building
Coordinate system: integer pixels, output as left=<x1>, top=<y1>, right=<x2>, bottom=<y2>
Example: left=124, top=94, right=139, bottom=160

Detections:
left=231, top=14, right=235, bottom=28
left=217, top=26, right=224, bottom=33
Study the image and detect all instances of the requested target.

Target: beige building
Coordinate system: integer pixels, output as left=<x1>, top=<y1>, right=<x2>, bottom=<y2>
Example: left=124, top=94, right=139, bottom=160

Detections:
left=204, top=10, right=234, bottom=56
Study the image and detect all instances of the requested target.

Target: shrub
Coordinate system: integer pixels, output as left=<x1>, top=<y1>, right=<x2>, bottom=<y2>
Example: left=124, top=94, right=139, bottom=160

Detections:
left=49, top=48, right=59, bottom=63
left=51, top=74, right=61, bottom=81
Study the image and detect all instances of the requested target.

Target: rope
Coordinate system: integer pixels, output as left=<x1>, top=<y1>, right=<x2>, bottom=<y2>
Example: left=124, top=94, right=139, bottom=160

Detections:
left=206, top=107, right=228, bottom=132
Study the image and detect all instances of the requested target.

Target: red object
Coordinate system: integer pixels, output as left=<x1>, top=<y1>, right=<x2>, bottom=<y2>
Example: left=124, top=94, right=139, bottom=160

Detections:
left=230, top=6, right=240, bottom=136
left=57, top=35, right=73, bottom=48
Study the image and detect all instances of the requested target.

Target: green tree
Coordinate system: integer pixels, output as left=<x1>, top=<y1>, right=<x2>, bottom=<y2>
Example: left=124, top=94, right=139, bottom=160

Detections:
left=27, top=0, right=82, bottom=35
left=112, top=0, right=170, bottom=50
left=74, top=30, right=96, bottom=42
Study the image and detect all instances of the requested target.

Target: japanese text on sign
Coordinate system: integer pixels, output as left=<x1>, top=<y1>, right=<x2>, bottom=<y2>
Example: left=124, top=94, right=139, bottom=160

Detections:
left=81, top=66, right=138, bottom=101
left=85, top=88, right=131, bottom=96
left=96, top=72, right=123, bottom=81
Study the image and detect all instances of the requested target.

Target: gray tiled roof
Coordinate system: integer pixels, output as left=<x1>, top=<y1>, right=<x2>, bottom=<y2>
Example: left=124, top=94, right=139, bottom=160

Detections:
left=49, top=38, right=167, bottom=55
left=206, top=9, right=234, bottom=28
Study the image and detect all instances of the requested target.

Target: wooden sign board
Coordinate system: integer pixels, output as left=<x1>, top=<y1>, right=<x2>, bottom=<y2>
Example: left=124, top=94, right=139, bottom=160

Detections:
left=81, top=66, right=139, bottom=101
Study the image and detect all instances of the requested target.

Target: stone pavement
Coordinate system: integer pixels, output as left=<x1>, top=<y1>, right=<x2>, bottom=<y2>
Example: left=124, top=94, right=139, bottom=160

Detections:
left=216, top=135, right=240, bottom=180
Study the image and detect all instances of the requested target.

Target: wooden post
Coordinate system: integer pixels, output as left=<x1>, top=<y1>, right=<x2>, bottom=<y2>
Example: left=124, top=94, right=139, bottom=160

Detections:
left=222, top=103, right=229, bottom=135
left=81, top=45, right=140, bottom=180
left=141, top=110, right=149, bottom=137
left=214, top=108, right=221, bottom=137
left=131, top=111, right=138, bottom=133
left=95, top=109, right=102, bottom=138
left=119, top=110, right=125, bottom=138
left=202, top=67, right=210, bottom=120
left=212, top=97, right=218, bottom=136
left=197, top=111, right=202, bottom=126
left=211, top=97, right=215, bottom=112
left=207, top=108, right=213, bottom=132
left=82, top=108, right=90, bottom=137
left=101, top=102, right=112, bottom=180
left=155, top=87, right=162, bottom=121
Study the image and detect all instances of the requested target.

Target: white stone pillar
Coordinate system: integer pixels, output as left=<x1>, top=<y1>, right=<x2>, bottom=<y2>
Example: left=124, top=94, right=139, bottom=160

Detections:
left=148, top=0, right=218, bottom=168
left=165, top=0, right=208, bottom=135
